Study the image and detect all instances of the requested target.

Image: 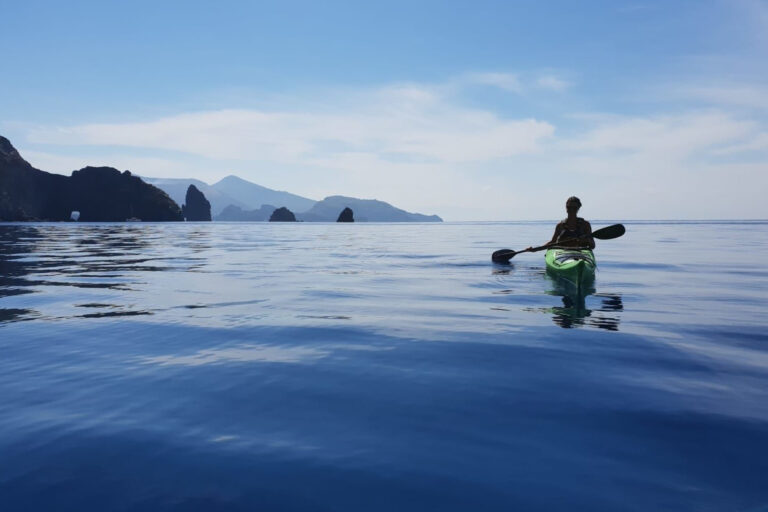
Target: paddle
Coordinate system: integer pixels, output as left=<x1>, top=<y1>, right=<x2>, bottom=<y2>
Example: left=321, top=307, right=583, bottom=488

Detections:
left=491, top=223, right=625, bottom=264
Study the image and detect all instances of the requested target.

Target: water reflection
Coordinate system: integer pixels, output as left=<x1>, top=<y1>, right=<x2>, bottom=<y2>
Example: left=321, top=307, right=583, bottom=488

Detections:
left=0, top=307, right=38, bottom=323
left=0, top=226, right=44, bottom=322
left=0, top=224, right=209, bottom=323
left=545, top=276, right=624, bottom=331
left=2, top=222, right=768, bottom=511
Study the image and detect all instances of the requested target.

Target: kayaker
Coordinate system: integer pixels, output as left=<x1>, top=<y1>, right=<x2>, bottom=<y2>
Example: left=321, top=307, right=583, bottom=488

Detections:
left=529, top=196, right=595, bottom=250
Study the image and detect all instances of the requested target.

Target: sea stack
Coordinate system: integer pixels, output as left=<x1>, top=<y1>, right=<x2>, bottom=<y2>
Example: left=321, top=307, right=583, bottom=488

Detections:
left=336, top=207, right=354, bottom=222
left=182, top=184, right=212, bottom=221
left=269, top=207, right=296, bottom=222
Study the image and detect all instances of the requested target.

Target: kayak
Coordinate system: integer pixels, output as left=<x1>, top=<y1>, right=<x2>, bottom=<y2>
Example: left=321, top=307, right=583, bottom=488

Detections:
left=545, top=248, right=596, bottom=289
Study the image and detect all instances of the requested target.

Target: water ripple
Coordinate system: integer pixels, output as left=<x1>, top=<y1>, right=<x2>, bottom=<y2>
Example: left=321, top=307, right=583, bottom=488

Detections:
left=1, top=221, right=768, bottom=511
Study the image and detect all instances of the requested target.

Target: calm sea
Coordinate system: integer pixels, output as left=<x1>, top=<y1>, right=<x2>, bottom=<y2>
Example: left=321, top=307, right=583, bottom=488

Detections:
left=1, top=221, right=767, bottom=511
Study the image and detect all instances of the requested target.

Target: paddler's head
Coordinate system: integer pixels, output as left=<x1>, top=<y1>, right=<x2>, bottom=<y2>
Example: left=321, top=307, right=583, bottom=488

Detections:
left=566, top=196, right=582, bottom=214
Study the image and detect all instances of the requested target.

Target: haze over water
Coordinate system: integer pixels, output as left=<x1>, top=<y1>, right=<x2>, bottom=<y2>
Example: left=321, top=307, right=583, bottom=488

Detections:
left=1, top=221, right=767, bottom=511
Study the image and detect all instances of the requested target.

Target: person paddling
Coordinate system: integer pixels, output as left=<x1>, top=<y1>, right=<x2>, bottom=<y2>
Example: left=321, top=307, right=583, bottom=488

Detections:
left=529, top=196, right=594, bottom=251
left=491, top=201, right=623, bottom=263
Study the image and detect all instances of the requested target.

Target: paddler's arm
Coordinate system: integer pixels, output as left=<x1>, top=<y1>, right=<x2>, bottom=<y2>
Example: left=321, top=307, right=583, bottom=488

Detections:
left=583, top=220, right=596, bottom=249
left=527, top=223, right=563, bottom=251
left=548, top=222, right=564, bottom=245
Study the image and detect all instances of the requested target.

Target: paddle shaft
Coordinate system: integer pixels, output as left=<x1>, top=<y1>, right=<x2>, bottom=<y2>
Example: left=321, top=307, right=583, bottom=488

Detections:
left=491, top=237, right=583, bottom=262
left=492, top=224, right=625, bottom=263
left=520, top=234, right=591, bottom=255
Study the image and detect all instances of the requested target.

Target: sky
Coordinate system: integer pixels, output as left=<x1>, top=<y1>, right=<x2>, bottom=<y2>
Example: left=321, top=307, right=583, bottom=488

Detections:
left=1, top=0, right=767, bottom=220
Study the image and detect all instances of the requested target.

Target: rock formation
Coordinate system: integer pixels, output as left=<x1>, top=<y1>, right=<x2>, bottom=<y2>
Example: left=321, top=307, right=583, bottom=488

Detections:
left=145, top=175, right=444, bottom=222
left=141, top=177, right=253, bottom=218
left=269, top=207, right=296, bottom=222
left=336, top=207, right=354, bottom=222
left=0, top=135, right=183, bottom=222
left=182, top=184, right=212, bottom=221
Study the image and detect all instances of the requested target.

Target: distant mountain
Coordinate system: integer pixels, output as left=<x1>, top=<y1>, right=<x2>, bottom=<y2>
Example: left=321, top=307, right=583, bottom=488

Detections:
left=143, top=177, right=249, bottom=216
left=146, top=175, right=442, bottom=222
left=144, top=175, right=316, bottom=216
left=211, top=175, right=316, bottom=214
left=0, top=136, right=442, bottom=223
left=298, top=196, right=442, bottom=222
left=0, top=136, right=182, bottom=222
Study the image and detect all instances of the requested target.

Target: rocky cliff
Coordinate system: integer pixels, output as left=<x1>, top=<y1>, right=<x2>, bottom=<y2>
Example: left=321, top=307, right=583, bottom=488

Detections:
left=0, top=136, right=183, bottom=222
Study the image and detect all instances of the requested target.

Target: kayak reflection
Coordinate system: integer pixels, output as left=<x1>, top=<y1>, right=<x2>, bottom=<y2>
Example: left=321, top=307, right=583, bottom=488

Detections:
left=544, top=275, right=623, bottom=331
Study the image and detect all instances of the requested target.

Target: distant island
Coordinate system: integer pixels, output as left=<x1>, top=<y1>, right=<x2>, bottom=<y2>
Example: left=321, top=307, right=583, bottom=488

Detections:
left=0, top=135, right=442, bottom=222
left=144, top=176, right=443, bottom=223
left=299, top=196, right=441, bottom=222
left=269, top=206, right=297, bottom=222
left=144, top=175, right=315, bottom=218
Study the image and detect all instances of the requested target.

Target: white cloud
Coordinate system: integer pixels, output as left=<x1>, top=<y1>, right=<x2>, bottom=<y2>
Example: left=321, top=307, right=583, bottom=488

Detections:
left=538, top=110, right=768, bottom=218
left=457, top=71, right=572, bottom=93
left=19, top=150, right=202, bottom=178
left=12, top=74, right=768, bottom=220
left=537, top=75, right=571, bottom=92
left=18, top=81, right=556, bottom=218
left=711, top=132, right=768, bottom=154
left=680, top=84, right=768, bottom=111
left=27, top=90, right=553, bottom=166
left=557, top=112, right=756, bottom=159
left=459, top=72, right=523, bottom=93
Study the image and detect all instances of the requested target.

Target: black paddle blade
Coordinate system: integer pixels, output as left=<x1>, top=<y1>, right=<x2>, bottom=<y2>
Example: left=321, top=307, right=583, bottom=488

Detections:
left=592, top=223, right=625, bottom=240
left=492, top=249, right=516, bottom=263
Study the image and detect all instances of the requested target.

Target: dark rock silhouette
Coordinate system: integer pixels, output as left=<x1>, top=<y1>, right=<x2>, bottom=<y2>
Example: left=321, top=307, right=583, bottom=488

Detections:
left=269, top=207, right=296, bottom=222
left=0, top=135, right=183, bottom=221
left=142, top=177, right=253, bottom=218
left=182, top=184, right=211, bottom=221
left=337, top=207, right=354, bottom=222
left=215, top=204, right=276, bottom=221
left=64, top=166, right=183, bottom=222
left=0, top=136, right=64, bottom=221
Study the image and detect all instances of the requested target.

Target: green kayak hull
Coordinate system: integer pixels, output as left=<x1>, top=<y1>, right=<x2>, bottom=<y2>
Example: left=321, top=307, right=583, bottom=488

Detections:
left=545, top=248, right=596, bottom=289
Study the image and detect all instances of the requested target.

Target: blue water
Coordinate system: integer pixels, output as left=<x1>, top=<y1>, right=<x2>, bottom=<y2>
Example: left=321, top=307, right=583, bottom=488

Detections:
left=1, top=221, right=767, bottom=511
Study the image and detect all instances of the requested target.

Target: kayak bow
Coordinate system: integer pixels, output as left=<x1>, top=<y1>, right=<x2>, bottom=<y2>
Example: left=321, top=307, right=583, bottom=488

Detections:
left=545, top=247, right=596, bottom=290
